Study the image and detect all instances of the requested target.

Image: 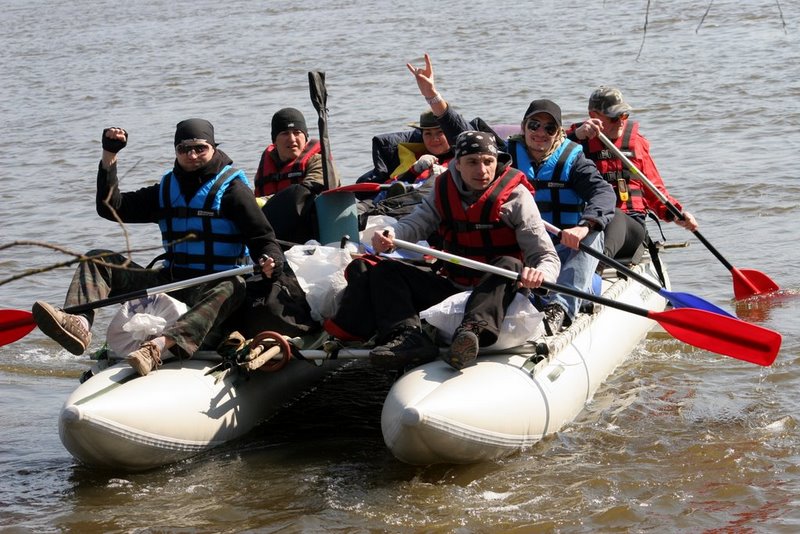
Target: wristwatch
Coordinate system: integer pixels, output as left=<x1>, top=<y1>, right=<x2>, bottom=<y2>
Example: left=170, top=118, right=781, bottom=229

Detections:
left=577, top=220, right=594, bottom=230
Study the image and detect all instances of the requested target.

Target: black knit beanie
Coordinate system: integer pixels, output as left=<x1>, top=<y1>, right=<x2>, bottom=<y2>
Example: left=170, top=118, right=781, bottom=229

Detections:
left=174, top=118, right=216, bottom=146
left=271, top=108, right=308, bottom=142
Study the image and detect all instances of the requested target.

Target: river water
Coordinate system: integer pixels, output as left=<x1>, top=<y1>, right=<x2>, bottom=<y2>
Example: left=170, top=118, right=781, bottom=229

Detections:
left=1, top=0, right=799, bottom=531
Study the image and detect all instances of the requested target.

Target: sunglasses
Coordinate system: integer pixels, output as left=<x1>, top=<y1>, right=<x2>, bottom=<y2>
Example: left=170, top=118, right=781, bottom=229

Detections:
left=525, top=120, right=559, bottom=136
left=607, top=113, right=629, bottom=124
left=176, top=143, right=211, bottom=155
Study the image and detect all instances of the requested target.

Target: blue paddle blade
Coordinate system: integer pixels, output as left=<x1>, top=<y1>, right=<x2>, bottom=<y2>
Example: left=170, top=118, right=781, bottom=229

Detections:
left=658, top=289, right=736, bottom=318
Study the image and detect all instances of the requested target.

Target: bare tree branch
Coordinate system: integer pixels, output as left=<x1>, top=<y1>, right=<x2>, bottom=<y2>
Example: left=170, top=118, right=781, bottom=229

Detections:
left=0, top=234, right=197, bottom=288
left=635, top=0, right=652, bottom=61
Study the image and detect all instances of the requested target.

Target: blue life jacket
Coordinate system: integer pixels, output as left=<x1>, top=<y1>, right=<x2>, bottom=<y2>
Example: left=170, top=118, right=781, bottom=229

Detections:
left=508, top=137, right=585, bottom=228
left=158, top=166, right=248, bottom=273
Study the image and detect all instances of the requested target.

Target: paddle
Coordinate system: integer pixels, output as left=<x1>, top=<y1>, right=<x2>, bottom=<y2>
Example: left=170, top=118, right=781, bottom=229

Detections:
left=597, top=132, right=779, bottom=300
left=0, top=264, right=258, bottom=348
left=392, top=238, right=781, bottom=366
left=542, top=221, right=735, bottom=318
left=308, top=71, right=335, bottom=191
left=308, top=71, right=360, bottom=245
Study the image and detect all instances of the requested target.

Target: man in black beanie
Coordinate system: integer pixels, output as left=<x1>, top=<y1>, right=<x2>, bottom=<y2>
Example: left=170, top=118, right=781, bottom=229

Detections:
left=254, top=107, right=340, bottom=244
left=32, top=119, right=287, bottom=376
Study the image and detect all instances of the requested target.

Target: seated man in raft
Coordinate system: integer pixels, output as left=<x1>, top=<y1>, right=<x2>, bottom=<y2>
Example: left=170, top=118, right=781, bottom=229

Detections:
left=324, top=131, right=560, bottom=372
left=254, top=107, right=340, bottom=245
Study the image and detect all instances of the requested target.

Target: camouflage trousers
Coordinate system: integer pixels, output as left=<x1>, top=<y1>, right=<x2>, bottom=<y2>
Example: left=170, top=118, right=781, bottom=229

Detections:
left=65, top=249, right=246, bottom=357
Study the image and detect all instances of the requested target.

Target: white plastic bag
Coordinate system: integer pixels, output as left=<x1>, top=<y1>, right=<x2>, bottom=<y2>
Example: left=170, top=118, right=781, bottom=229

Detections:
left=420, top=291, right=544, bottom=350
left=285, top=244, right=352, bottom=321
left=360, top=215, right=397, bottom=245
left=106, top=294, right=188, bottom=358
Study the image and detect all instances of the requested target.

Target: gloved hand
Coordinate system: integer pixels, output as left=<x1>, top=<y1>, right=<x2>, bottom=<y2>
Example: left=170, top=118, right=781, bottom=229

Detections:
left=102, top=127, right=128, bottom=153
left=412, top=154, right=438, bottom=173
left=430, top=163, right=447, bottom=177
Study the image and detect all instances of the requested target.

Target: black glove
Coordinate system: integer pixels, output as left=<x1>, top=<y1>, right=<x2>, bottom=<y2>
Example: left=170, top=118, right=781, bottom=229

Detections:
left=101, top=128, right=128, bottom=153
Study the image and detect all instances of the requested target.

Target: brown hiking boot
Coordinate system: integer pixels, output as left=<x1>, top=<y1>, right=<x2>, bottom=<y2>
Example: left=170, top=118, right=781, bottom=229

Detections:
left=32, top=301, right=91, bottom=355
left=126, top=341, right=163, bottom=376
left=446, top=322, right=484, bottom=370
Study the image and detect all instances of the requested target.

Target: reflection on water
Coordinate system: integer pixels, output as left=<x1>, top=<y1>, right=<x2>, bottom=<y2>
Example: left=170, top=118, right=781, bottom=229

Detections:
left=735, top=289, right=800, bottom=324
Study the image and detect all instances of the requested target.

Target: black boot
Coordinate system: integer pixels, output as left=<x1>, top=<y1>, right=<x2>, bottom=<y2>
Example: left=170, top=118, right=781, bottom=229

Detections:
left=369, top=327, right=438, bottom=370
left=543, top=304, right=568, bottom=336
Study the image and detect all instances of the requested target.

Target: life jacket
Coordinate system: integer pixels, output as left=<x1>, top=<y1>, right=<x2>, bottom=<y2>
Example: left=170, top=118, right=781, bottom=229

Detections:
left=577, top=121, right=647, bottom=214
left=434, top=166, right=530, bottom=286
left=254, top=139, right=321, bottom=196
left=158, top=166, right=248, bottom=274
left=508, top=136, right=585, bottom=228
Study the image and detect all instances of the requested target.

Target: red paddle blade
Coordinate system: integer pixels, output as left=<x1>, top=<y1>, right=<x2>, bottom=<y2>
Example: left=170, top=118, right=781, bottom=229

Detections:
left=320, top=183, right=382, bottom=195
left=0, top=309, right=37, bottom=347
left=732, top=268, right=781, bottom=300
left=650, top=308, right=781, bottom=366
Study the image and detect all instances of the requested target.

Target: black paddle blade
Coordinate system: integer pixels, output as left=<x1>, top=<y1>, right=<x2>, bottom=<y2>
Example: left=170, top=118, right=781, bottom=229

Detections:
left=308, top=71, right=335, bottom=190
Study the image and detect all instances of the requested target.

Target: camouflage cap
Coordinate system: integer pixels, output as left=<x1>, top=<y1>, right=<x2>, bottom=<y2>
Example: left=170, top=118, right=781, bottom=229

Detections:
left=588, top=86, right=633, bottom=118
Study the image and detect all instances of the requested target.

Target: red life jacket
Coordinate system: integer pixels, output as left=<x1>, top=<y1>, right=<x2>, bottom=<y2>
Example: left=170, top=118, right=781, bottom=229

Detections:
left=254, top=139, right=321, bottom=196
left=580, top=121, right=647, bottom=214
left=434, top=166, right=531, bottom=286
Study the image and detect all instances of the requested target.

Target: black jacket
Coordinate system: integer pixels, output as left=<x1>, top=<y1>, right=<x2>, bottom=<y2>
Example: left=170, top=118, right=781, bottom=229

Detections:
left=95, top=149, right=284, bottom=274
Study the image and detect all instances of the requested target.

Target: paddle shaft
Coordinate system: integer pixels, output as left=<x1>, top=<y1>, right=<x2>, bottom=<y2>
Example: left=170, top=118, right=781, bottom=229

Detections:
left=66, top=264, right=258, bottom=315
left=542, top=221, right=735, bottom=318
left=542, top=220, right=662, bottom=293
left=392, top=238, right=650, bottom=319
left=0, top=265, right=260, bottom=347
left=391, top=238, right=781, bottom=365
left=596, top=132, right=776, bottom=294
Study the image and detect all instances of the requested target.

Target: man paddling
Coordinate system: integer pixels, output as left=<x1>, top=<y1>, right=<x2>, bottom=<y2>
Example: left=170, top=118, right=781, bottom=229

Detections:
left=32, top=119, right=283, bottom=375
left=566, top=86, right=698, bottom=261
left=325, top=131, right=560, bottom=371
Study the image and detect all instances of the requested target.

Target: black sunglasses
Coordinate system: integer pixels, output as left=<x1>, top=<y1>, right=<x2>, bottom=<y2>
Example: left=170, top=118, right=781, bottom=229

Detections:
left=608, top=113, right=629, bottom=124
left=176, top=143, right=211, bottom=155
left=526, top=120, right=558, bottom=136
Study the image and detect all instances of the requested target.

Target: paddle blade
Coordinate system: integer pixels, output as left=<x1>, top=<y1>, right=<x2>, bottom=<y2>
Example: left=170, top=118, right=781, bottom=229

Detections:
left=732, top=268, right=780, bottom=300
left=650, top=308, right=781, bottom=366
left=320, top=183, right=382, bottom=195
left=0, top=309, right=37, bottom=347
left=659, top=289, right=735, bottom=318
